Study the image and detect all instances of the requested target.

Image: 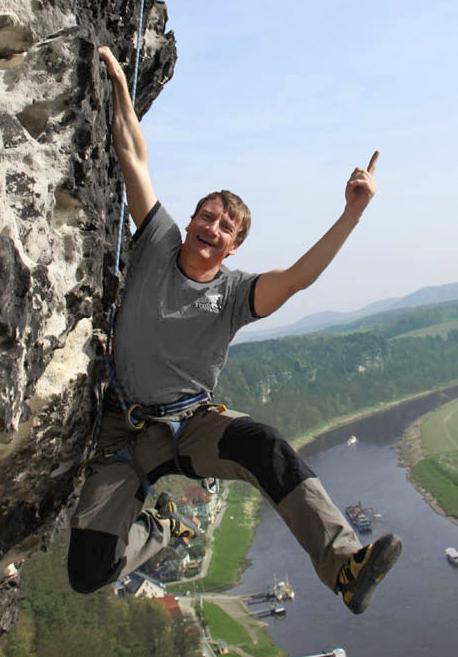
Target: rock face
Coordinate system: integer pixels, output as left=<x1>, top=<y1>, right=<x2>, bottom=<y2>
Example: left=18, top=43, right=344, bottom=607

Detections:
left=0, top=0, right=176, bottom=632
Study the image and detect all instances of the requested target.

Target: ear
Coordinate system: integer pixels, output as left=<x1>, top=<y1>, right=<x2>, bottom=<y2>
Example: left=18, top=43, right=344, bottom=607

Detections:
left=185, top=215, right=194, bottom=232
left=225, top=244, right=239, bottom=258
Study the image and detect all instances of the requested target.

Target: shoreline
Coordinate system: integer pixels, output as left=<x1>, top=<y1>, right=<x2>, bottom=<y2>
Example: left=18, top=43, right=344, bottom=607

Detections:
left=190, top=382, right=458, bottom=654
left=397, top=412, right=458, bottom=528
left=204, top=380, right=458, bottom=591
left=290, top=380, right=458, bottom=451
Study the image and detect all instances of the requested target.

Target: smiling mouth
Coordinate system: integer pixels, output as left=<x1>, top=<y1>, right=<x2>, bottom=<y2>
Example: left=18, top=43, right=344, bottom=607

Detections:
left=197, top=236, right=214, bottom=247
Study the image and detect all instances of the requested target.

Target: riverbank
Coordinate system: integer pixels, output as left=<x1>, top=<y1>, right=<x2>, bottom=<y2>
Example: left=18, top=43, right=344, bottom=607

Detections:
left=184, top=382, right=458, bottom=655
left=229, top=395, right=458, bottom=657
left=193, top=380, right=458, bottom=594
left=397, top=397, right=458, bottom=525
left=290, top=379, right=458, bottom=451
left=202, top=598, right=286, bottom=657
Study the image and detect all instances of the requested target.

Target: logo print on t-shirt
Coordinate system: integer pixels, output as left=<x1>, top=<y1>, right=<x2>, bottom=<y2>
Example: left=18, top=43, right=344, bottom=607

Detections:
left=193, top=293, right=223, bottom=314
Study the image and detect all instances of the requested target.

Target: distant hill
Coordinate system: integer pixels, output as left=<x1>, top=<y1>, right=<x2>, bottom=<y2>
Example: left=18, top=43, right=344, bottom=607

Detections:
left=324, top=299, right=458, bottom=338
left=237, top=282, right=458, bottom=343
left=217, top=300, right=458, bottom=438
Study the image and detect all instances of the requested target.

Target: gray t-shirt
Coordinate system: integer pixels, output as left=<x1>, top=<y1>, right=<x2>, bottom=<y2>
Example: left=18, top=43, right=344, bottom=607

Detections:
left=113, top=202, right=261, bottom=404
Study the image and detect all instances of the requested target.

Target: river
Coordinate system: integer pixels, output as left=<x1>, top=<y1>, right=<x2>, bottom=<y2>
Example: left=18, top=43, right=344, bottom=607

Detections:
left=231, top=387, right=458, bottom=657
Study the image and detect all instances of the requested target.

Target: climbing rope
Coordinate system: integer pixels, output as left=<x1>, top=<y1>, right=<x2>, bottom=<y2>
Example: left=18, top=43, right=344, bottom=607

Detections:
left=79, top=1, right=147, bottom=473
left=113, top=0, right=146, bottom=276
left=81, top=2, right=220, bottom=500
left=104, top=0, right=147, bottom=402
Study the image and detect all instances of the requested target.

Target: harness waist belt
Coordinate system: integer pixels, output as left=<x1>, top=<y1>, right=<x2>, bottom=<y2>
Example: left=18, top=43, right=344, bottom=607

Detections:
left=104, top=387, right=210, bottom=419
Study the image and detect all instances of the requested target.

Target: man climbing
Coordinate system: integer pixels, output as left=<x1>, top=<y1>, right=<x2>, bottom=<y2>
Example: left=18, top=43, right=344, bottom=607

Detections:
left=68, top=46, right=402, bottom=615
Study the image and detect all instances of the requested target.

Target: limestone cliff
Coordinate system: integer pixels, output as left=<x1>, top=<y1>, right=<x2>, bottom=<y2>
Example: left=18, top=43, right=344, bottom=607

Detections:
left=0, top=0, right=176, bottom=632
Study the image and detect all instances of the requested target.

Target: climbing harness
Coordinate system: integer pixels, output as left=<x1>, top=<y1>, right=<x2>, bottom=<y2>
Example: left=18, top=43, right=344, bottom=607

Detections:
left=104, top=387, right=211, bottom=430
left=101, top=385, right=224, bottom=492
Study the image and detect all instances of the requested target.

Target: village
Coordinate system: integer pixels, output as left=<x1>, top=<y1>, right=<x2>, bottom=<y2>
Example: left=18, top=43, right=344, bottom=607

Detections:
left=108, top=482, right=304, bottom=657
left=112, top=484, right=226, bottom=621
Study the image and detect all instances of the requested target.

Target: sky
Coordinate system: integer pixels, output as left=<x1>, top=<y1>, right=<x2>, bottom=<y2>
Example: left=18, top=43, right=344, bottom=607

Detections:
left=142, top=0, right=458, bottom=330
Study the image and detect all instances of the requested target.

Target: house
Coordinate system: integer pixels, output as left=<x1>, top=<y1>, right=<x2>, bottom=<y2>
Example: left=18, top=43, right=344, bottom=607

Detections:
left=114, top=571, right=166, bottom=599
left=156, top=594, right=181, bottom=618
left=178, top=484, right=223, bottom=527
left=151, top=543, right=191, bottom=583
left=183, top=557, right=202, bottom=578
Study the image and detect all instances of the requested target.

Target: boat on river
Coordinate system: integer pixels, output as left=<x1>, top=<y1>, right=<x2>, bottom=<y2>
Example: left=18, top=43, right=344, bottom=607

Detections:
left=445, top=547, right=458, bottom=566
left=266, top=576, right=295, bottom=601
left=246, top=575, right=295, bottom=604
left=345, top=503, right=372, bottom=533
left=299, top=649, right=346, bottom=657
left=251, top=603, right=287, bottom=618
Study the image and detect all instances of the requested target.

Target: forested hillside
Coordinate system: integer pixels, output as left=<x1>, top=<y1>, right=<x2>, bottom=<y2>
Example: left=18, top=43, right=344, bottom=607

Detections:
left=217, top=302, right=458, bottom=438
left=238, top=284, right=458, bottom=342
left=1, top=534, right=200, bottom=657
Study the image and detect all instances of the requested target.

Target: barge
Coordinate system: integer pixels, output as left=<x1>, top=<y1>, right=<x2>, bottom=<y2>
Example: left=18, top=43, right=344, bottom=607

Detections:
left=345, top=503, right=372, bottom=533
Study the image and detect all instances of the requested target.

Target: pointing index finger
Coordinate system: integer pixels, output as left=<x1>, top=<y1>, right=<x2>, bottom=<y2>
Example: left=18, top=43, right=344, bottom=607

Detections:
left=367, top=150, right=379, bottom=174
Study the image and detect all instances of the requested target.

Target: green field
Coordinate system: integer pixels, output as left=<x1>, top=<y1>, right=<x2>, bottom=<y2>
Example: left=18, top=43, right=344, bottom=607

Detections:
left=203, top=601, right=286, bottom=657
left=168, top=482, right=261, bottom=594
left=412, top=454, right=458, bottom=517
left=411, top=397, right=458, bottom=518
left=199, top=482, right=261, bottom=591
left=420, top=398, right=458, bottom=454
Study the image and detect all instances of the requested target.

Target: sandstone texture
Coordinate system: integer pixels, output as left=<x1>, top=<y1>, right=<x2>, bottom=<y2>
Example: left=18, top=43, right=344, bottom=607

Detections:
left=0, top=0, right=176, bottom=632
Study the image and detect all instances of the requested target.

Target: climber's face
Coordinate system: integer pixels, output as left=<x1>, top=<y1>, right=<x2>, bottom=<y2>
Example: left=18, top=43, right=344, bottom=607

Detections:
left=184, top=198, right=242, bottom=263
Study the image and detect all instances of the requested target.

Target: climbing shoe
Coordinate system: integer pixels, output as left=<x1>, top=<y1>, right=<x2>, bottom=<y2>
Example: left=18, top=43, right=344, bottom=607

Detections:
left=155, top=492, right=197, bottom=541
left=337, top=533, right=402, bottom=614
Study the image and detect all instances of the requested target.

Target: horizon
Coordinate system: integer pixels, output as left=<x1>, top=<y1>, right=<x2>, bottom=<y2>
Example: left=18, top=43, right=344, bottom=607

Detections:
left=235, top=278, right=458, bottom=342
left=142, top=1, right=458, bottom=330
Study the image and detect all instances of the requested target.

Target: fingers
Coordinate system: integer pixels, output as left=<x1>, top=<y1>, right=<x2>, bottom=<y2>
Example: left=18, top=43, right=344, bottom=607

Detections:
left=367, top=150, right=379, bottom=174
left=98, top=45, right=113, bottom=63
left=98, top=46, right=125, bottom=82
left=348, top=150, right=379, bottom=182
left=347, top=166, right=376, bottom=196
left=347, top=179, right=372, bottom=190
left=349, top=168, right=367, bottom=184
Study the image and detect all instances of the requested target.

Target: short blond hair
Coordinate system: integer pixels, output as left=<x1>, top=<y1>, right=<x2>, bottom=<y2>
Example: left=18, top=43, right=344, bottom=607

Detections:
left=192, top=190, right=251, bottom=246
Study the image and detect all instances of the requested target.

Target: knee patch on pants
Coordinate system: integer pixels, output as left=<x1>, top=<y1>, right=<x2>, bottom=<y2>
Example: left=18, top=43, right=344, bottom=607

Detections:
left=68, top=528, right=124, bottom=594
left=218, top=417, right=315, bottom=504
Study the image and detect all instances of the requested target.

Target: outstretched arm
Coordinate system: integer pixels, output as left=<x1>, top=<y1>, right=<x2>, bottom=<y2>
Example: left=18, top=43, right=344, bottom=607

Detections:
left=99, top=46, right=157, bottom=229
left=254, top=152, right=379, bottom=318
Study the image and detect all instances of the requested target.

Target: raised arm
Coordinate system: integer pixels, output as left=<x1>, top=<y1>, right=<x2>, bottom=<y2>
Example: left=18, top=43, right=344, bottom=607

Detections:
left=254, top=152, right=379, bottom=318
left=98, top=46, right=157, bottom=229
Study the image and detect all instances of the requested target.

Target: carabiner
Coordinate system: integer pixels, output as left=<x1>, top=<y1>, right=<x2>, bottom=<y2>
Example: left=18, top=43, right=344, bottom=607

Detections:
left=126, top=404, right=146, bottom=430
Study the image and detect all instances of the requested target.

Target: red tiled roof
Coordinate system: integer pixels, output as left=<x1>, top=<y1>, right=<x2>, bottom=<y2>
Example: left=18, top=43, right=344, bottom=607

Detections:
left=157, top=595, right=180, bottom=617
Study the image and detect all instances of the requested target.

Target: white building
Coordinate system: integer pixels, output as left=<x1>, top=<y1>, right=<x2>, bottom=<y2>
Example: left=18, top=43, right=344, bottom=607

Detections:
left=114, top=571, right=166, bottom=599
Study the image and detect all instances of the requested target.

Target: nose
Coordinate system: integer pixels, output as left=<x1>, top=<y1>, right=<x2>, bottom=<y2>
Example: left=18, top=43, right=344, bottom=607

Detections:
left=205, top=220, right=218, bottom=237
